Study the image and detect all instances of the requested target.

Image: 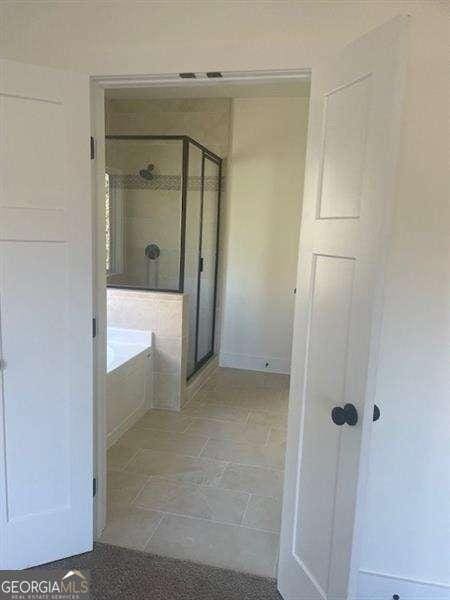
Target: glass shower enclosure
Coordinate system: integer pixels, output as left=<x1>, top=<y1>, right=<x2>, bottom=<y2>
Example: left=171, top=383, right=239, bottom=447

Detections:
left=105, top=135, right=222, bottom=378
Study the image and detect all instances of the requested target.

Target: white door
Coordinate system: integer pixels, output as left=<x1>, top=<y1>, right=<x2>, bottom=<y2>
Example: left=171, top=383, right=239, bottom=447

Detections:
left=278, top=17, right=407, bottom=600
left=0, top=59, right=92, bottom=568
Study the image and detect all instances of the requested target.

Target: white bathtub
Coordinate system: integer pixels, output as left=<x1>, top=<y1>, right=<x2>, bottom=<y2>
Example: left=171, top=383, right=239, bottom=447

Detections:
left=107, top=327, right=152, bottom=373
left=106, top=327, right=153, bottom=447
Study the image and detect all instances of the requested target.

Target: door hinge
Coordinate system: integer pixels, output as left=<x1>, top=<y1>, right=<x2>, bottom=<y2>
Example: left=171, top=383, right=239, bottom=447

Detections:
left=199, top=257, right=204, bottom=272
left=92, top=317, right=97, bottom=338
left=90, top=136, right=95, bottom=160
left=93, top=477, right=97, bottom=497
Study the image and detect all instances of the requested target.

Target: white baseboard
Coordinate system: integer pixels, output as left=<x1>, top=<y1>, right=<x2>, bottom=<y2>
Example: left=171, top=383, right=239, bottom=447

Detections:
left=106, top=402, right=148, bottom=449
left=186, top=355, right=219, bottom=404
left=358, top=570, right=450, bottom=600
left=219, top=352, right=290, bottom=374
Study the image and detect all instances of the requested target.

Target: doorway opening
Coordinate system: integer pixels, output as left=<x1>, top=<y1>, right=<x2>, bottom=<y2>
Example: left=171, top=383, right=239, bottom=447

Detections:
left=94, top=71, right=311, bottom=577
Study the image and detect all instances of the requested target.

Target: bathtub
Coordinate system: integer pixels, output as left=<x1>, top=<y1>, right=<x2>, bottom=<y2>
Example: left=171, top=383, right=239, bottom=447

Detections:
left=106, top=327, right=153, bottom=447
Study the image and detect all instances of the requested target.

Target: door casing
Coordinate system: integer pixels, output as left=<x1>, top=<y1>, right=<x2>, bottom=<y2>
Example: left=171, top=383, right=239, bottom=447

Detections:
left=90, top=68, right=311, bottom=537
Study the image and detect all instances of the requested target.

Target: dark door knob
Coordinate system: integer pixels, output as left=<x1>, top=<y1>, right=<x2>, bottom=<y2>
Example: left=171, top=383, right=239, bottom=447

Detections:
left=373, top=404, right=380, bottom=421
left=331, top=403, right=358, bottom=426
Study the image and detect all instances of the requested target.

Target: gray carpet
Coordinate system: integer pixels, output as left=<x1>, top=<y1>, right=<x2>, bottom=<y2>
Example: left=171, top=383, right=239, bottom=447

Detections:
left=36, top=542, right=283, bottom=600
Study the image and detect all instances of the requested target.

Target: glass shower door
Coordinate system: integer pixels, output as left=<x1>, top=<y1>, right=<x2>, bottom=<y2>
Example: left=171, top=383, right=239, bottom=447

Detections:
left=184, top=144, right=203, bottom=378
left=105, top=136, right=184, bottom=291
left=196, top=155, right=220, bottom=365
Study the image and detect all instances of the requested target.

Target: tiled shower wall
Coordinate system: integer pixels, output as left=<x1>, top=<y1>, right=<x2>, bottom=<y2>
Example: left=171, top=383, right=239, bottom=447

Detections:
left=107, top=288, right=188, bottom=410
left=106, top=139, right=184, bottom=290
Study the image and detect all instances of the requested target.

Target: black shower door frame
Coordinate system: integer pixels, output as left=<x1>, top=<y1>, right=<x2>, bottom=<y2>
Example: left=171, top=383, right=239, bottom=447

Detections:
left=105, top=134, right=222, bottom=379
left=190, top=145, right=222, bottom=378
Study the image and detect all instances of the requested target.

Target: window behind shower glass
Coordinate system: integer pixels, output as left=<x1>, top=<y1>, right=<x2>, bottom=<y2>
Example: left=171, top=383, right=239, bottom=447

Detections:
left=105, top=137, right=184, bottom=291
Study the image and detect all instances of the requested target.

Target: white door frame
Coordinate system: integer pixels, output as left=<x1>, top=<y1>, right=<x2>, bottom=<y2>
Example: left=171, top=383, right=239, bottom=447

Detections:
left=91, top=80, right=108, bottom=539
left=90, top=67, right=312, bottom=538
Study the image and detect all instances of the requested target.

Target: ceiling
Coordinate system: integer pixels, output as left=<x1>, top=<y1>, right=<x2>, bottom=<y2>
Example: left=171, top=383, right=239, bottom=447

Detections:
left=105, top=80, right=310, bottom=100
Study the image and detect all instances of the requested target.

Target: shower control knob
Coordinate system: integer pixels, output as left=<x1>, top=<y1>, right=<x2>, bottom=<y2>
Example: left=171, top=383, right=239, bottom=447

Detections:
left=145, top=243, right=160, bottom=260
left=331, top=403, right=358, bottom=426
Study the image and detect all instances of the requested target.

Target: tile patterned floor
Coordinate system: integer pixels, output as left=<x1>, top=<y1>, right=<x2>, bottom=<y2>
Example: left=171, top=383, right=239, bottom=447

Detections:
left=100, top=367, right=289, bottom=577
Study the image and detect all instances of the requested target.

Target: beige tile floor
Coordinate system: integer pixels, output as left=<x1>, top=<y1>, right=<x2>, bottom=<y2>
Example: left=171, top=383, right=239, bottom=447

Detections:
left=100, top=367, right=289, bottom=577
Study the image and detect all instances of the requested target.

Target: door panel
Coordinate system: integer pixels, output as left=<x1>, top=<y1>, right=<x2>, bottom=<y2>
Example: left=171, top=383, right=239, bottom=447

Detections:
left=196, top=156, right=220, bottom=364
left=0, top=59, right=92, bottom=568
left=278, top=17, right=408, bottom=600
left=295, top=254, right=355, bottom=591
left=185, top=143, right=202, bottom=377
left=2, top=96, right=66, bottom=209
left=2, top=243, right=70, bottom=519
left=318, top=76, right=371, bottom=219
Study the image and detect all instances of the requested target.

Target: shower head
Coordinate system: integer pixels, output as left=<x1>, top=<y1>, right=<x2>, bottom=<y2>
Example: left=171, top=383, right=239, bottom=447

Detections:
left=139, top=163, right=155, bottom=180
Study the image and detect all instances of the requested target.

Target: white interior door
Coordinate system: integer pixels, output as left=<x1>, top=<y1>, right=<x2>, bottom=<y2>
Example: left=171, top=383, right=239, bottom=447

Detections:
left=278, top=17, right=407, bottom=600
left=0, top=59, right=93, bottom=568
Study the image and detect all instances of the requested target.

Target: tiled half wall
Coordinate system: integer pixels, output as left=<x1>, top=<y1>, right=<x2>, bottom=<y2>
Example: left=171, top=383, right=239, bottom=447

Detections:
left=107, top=288, right=188, bottom=410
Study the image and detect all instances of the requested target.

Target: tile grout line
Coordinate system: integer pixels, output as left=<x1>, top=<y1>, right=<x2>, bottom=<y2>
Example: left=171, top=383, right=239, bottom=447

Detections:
left=120, top=469, right=284, bottom=500
left=197, top=436, right=211, bottom=458
left=129, top=424, right=194, bottom=435
left=118, top=448, right=142, bottom=472
left=122, top=448, right=229, bottom=467
left=115, top=437, right=284, bottom=471
left=128, top=474, right=154, bottom=506
left=120, top=448, right=284, bottom=477
left=143, top=513, right=166, bottom=549
left=139, top=507, right=281, bottom=536
left=240, top=492, right=252, bottom=527
left=185, top=415, right=265, bottom=426
left=114, top=442, right=210, bottom=460
left=180, top=419, right=194, bottom=434
left=214, top=460, right=231, bottom=489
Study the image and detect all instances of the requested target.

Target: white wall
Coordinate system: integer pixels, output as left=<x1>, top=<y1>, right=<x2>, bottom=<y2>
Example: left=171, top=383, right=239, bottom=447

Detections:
left=1, top=0, right=448, bottom=593
left=106, top=97, right=231, bottom=159
left=220, top=97, right=309, bottom=373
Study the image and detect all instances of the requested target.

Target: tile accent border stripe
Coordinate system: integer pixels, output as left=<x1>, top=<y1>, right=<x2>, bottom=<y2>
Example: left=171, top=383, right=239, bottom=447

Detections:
left=110, top=174, right=224, bottom=192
